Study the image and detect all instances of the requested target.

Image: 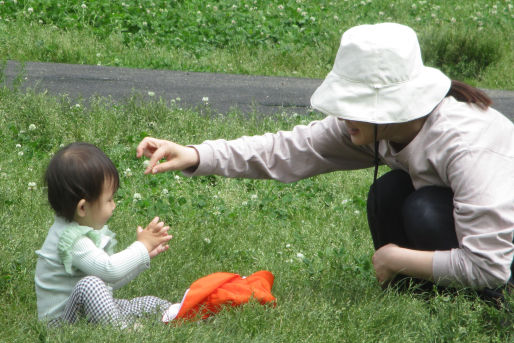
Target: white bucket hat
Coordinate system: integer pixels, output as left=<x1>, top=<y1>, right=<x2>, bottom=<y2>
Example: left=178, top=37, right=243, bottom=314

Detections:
left=310, top=23, right=451, bottom=124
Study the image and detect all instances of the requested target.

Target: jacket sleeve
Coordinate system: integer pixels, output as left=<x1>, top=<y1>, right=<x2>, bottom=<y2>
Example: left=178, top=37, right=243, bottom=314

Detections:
left=433, top=148, right=514, bottom=289
left=71, top=238, right=150, bottom=288
left=184, top=116, right=377, bottom=183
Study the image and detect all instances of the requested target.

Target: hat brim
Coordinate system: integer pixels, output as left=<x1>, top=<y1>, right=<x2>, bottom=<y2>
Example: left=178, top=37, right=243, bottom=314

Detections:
left=310, top=66, right=451, bottom=124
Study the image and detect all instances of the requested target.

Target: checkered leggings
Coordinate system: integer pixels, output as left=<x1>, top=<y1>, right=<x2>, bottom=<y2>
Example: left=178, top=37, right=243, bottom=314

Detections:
left=52, top=276, right=171, bottom=328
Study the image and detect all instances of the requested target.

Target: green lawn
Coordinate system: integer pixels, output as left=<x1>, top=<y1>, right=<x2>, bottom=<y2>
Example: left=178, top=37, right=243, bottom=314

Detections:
left=0, top=87, right=512, bottom=342
left=1, top=0, right=513, bottom=89
left=0, top=0, right=513, bottom=341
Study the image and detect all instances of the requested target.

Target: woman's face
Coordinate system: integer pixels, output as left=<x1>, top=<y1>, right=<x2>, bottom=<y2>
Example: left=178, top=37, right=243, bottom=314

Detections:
left=344, top=120, right=376, bottom=145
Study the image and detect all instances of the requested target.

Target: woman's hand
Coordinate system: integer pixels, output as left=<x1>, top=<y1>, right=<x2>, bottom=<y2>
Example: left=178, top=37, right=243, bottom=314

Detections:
left=136, top=137, right=199, bottom=174
left=372, top=243, right=434, bottom=288
left=372, top=243, right=401, bottom=287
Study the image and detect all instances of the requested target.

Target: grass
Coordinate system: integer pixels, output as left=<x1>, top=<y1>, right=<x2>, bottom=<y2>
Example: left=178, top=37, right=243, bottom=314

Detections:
left=0, top=1, right=513, bottom=341
left=0, top=86, right=512, bottom=342
left=0, top=0, right=513, bottom=89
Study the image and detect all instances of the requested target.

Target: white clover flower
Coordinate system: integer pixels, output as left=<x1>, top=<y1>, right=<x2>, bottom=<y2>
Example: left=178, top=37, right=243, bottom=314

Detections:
left=354, top=210, right=360, bottom=214
left=174, top=174, right=180, bottom=180
left=451, top=17, right=456, bottom=23
left=143, top=160, right=150, bottom=168
left=231, top=19, right=236, bottom=24
left=278, top=5, right=284, bottom=10
left=28, top=182, right=37, bottom=190
left=96, top=53, right=101, bottom=57
left=18, top=151, right=24, bottom=156
left=333, top=15, right=339, bottom=20
left=124, top=168, right=133, bottom=177
left=203, top=237, right=211, bottom=244
left=15, top=144, right=21, bottom=148
left=28, top=124, right=36, bottom=131
left=285, top=243, right=291, bottom=248
left=202, top=96, right=209, bottom=102
left=143, top=21, right=148, bottom=26
left=81, top=3, right=87, bottom=9
left=175, top=97, right=181, bottom=101
left=379, top=11, right=384, bottom=16
left=296, top=252, right=305, bottom=259
left=133, top=193, right=142, bottom=202
left=310, top=16, right=315, bottom=22
left=27, top=7, right=33, bottom=13
left=341, top=199, right=349, bottom=205
left=148, top=91, right=155, bottom=97
left=250, top=194, right=258, bottom=200
left=75, top=103, right=81, bottom=108
left=162, top=188, right=169, bottom=195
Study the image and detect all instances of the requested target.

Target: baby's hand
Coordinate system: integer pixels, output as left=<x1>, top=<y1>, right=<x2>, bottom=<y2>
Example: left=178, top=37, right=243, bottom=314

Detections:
left=137, top=217, right=172, bottom=257
left=148, top=243, right=169, bottom=258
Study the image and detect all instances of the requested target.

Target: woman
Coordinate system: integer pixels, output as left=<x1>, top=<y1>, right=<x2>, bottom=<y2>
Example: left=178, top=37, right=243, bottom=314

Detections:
left=136, top=23, right=514, bottom=297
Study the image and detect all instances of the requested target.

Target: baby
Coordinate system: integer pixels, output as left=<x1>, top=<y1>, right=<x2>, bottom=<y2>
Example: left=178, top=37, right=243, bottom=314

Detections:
left=35, top=142, right=174, bottom=327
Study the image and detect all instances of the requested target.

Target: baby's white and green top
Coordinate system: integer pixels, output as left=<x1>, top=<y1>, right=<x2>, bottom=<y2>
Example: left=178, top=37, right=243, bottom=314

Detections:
left=35, top=216, right=150, bottom=320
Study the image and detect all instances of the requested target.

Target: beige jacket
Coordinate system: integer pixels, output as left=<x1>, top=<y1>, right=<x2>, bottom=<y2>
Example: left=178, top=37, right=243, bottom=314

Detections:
left=186, top=96, right=514, bottom=289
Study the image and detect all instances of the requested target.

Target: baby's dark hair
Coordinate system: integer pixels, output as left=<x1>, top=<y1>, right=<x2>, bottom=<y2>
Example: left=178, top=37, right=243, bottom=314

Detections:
left=44, top=142, right=119, bottom=222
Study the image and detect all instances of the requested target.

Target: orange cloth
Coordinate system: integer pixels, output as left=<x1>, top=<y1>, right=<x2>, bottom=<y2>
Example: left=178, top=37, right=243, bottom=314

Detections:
left=175, top=270, right=276, bottom=321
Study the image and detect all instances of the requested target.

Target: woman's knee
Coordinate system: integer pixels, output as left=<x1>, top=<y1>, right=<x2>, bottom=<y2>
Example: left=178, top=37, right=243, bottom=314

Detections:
left=368, top=170, right=413, bottom=201
left=402, top=186, right=457, bottom=250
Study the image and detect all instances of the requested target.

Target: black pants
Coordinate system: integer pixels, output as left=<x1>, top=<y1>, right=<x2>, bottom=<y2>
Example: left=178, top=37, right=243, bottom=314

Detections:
left=366, top=169, right=514, bottom=287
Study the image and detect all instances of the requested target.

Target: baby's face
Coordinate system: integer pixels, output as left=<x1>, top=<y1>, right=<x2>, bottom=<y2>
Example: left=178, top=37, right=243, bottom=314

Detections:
left=82, top=179, right=117, bottom=230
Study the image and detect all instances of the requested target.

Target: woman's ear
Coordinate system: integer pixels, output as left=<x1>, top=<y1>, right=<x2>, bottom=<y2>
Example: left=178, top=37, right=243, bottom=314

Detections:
left=75, top=199, right=87, bottom=218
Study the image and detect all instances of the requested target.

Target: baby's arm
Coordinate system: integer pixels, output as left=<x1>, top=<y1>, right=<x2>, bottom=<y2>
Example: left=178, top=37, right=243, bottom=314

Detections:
left=70, top=218, right=172, bottom=287
left=71, top=237, right=150, bottom=287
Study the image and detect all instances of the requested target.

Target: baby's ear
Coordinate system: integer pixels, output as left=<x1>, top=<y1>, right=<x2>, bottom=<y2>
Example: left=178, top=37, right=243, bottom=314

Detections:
left=75, top=199, right=87, bottom=218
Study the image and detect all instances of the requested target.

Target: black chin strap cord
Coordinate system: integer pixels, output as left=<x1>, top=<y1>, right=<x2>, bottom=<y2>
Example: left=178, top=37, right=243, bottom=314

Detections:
left=373, top=124, right=379, bottom=229
left=373, top=124, right=379, bottom=183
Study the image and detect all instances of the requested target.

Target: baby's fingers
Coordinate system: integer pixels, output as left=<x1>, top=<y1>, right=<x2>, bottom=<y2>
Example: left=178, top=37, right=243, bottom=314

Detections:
left=146, top=217, right=165, bottom=231
left=155, top=225, right=171, bottom=236
left=158, top=233, right=173, bottom=245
